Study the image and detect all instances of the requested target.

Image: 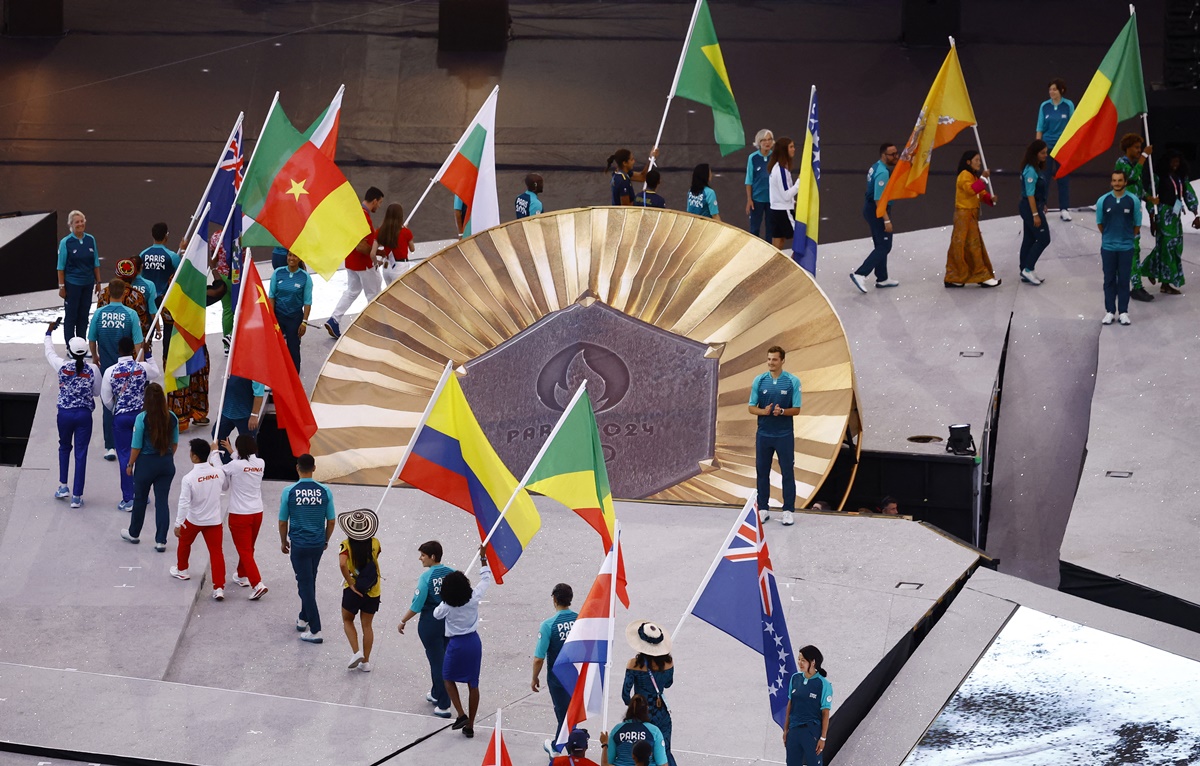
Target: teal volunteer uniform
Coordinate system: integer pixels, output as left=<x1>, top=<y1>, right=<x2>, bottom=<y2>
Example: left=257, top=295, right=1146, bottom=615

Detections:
left=750, top=370, right=802, bottom=513
left=59, top=231, right=100, bottom=341
left=412, top=562, right=456, bottom=709
left=607, top=718, right=668, bottom=766
left=746, top=148, right=773, bottom=239
left=536, top=607, right=578, bottom=738
left=1097, top=188, right=1142, bottom=316
left=854, top=159, right=893, bottom=281
left=515, top=190, right=543, bottom=219
left=1037, top=97, right=1075, bottom=210
left=269, top=264, right=312, bottom=372
left=89, top=302, right=144, bottom=451
left=280, top=477, right=336, bottom=636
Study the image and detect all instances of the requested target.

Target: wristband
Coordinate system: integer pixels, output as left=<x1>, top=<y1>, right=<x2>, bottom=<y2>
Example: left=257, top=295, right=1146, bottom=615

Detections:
left=820, top=737, right=827, bottom=741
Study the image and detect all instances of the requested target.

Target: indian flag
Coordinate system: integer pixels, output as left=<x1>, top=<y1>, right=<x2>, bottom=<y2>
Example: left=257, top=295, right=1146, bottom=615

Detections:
left=671, top=0, right=744, bottom=155
left=1051, top=14, right=1147, bottom=178
left=161, top=231, right=210, bottom=392
left=525, top=384, right=628, bottom=607
left=237, top=89, right=367, bottom=279
left=435, top=86, right=500, bottom=238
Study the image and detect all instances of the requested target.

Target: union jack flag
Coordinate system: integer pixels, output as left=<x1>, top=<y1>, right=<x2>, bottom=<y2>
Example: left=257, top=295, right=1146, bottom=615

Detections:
left=201, top=117, right=245, bottom=301
left=688, top=497, right=798, bottom=729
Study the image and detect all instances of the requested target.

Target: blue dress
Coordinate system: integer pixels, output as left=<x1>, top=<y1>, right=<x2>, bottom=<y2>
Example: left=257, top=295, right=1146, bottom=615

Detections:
left=622, top=666, right=676, bottom=766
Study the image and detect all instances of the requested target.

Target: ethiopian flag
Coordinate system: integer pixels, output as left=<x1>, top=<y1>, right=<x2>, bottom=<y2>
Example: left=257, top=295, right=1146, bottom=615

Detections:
left=161, top=231, right=210, bottom=393
left=435, top=86, right=500, bottom=238
left=672, top=0, right=744, bottom=155
left=237, top=91, right=367, bottom=279
left=1051, top=14, right=1147, bottom=178
left=877, top=43, right=976, bottom=217
left=525, top=385, right=629, bottom=607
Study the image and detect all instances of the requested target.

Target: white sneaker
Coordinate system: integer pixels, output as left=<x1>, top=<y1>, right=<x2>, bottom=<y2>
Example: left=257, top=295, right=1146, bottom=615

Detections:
left=1118, top=313, right=1131, bottom=326
left=875, top=279, right=900, bottom=288
left=358, top=661, right=371, bottom=672
left=1101, top=312, right=1114, bottom=325
left=758, top=507, right=770, bottom=523
left=233, top=576, right=251, bottom=588
left=425, top=692, right=438, bottom=704
left=781, top=511, right=795, bottom=526
left=1060, top=209, right=1073, bottom=221
left=300, top=631, right=323, bottom=644
left=981, top=278, right=1001, bottom=287
left=296, top=619, right=309, bottom=632
left=1020, top=269, right=1042, bottom=285
left=544, top=739, right=557, bottom=756
left=1032, top=270, right=1045, bottom=283
left=348, top=651, right=365, bottom=669
left=103, top=448, right=117, bottom=461
left=169, top=566, right=190, bottom=580
left=433, top=706, right=453, bottom=718
left=849, top=273, right=867, bottom=293
left=120, top=529, right=139, bottom=544
left=212, top=588, right=225, bottom=601
left=250, top=583, right=268, bottom=601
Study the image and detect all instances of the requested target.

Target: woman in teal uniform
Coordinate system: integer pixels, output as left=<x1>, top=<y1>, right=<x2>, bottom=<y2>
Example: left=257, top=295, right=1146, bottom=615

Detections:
left=783, top=645, right=832, bottom=765
left=606, top=695, right=668, bottom=766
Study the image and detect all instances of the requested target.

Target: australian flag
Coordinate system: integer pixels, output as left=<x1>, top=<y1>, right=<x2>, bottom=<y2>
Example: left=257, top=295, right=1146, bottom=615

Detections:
left=202, top=118, right=245, bottom=305
left=689, top=497, right=798, bottom=729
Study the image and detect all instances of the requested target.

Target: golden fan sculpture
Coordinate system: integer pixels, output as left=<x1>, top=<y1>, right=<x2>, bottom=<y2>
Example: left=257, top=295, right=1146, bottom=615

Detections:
left=310, top=207, right=860, bottom=509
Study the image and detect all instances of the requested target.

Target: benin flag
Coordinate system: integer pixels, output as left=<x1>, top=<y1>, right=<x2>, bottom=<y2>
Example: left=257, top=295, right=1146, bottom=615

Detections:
left=1051, top=15, right=1146, bottom=178
left=161, top=231, right=210, bottom=393
left=237, top=93, right=367, bottom=279
left=229, top=263, right=317, bottom=456
left=877, top=44, right=976, bottom=217
left=435, top=86, right=500, bottom=238
left=672, top=0, right=744, bottom=155
left=525, top=387, right=629, bottom=607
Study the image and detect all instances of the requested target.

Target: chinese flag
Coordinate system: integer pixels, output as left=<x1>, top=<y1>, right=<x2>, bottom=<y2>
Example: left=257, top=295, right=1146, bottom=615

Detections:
left=229, top=263, right=317, bottom=455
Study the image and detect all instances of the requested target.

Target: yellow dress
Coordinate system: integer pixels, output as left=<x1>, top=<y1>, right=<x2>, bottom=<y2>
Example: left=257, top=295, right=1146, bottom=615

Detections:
left=945, top=170, right=997, bottom=285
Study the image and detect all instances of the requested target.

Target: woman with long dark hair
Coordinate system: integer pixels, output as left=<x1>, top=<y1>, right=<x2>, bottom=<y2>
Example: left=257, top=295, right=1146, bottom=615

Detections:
left=606, top=694, right=669, bottom=765
left=783, top=645, right=832, bottom=765
left=122, top=381, right=179, bottom=551
left=433, top=546, right=492, bottom=738
left=945, top=150, right=1000, bottom=287
left=768, top=137, right=800, bottom=251
left=376, top=202, right=415, bottom=285
left=1142, top=150, right=1199, bottom=294
left=622, top=620, right=677, bottom=766
left=606, top=148, right=657, bottom=206
left=218, top=433, right=268, bottom=600
left=685, top=163, right=721, bottom=220
left=1018, top=139, right=1051, bottom=285
left=337, top=509, right=381, bottom=672
left=44, top=321, right=100, bottom=507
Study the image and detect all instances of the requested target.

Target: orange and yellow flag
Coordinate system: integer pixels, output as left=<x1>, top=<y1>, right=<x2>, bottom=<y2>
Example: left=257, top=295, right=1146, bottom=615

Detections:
left=877, top=44, right=977, bottom=217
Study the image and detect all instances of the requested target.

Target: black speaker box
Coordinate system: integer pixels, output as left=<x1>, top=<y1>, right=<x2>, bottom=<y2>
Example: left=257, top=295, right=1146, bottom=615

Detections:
left=438, top=0, right=508, bottom=52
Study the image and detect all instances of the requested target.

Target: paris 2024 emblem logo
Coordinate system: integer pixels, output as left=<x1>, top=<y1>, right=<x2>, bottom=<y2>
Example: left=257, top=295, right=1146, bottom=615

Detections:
left=536, top=343, right=630, bottom=414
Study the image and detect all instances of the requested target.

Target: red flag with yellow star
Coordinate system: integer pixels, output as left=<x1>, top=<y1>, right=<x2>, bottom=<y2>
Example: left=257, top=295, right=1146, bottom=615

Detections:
left=238, top=89, right=367, bottom=279
left=229, top=262, right=317, bottom=455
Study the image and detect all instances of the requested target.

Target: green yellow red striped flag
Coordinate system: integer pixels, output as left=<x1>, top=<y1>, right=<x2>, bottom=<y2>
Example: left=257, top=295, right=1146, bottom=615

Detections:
left=161, top=231, right=210, bottom=392
left=1051, top=14, right=1147, bottom=177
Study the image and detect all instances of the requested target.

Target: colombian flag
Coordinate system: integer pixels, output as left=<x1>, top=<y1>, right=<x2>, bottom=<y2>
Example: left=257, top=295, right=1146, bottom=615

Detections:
left=877, top=43, right=977, bottom=218
left=435, top=86, right=500, bottom=237
left=525, top=386, right=628, bottom=607
left=398, top=373, right=539, bottom=583
left=237, top=89, right=367, bottom=279
left=1051, top=14, right=1147, bottom=178
left=793, top=86, right=820, bottom=275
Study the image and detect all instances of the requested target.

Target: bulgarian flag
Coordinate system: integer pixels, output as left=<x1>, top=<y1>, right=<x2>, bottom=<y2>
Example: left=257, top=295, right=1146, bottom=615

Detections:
left=877, top=42, right=977, bottom=217
left=161, top=230, right=210, bottom=393
left=1051, top=14, right=1147, bottom=178
left=669, top=0, right=744, bottom=155
left=524, top=384, right=629, bottom=608
left=237, top=88, right=367, bottom=279
left=434, top=85, right=500, bottom=238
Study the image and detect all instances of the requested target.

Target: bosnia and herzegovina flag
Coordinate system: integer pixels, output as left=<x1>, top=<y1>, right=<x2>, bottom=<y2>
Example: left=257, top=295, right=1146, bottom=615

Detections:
left=671, top=0, right=744, bottom=155
left=793, top=86, right=821, bottom=276
left=161, top=230, right=210, bottom=392
left=398, top=371, right=539, bottom=583
left=237, top=87, right=367, bottom=279
left=525, top=386, right=629, bottom=607
left=1051, top=14, right=1147, bottom=178
left=877, top=43, right=976, bottom=218
left=435, top=85, right=500, bottom=238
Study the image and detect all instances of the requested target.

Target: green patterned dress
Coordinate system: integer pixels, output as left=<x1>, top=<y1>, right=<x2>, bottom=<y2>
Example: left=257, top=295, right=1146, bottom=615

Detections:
left=1142, top=173, right=1198, bottom=288
left=1115, top=155, right=1151, bottom=291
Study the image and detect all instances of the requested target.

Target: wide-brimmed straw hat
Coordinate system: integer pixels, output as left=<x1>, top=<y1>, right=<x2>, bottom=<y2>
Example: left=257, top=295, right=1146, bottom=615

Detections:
left=337, top=509, right=378, bottom=541
left=625, top=619, right=672, bottom=656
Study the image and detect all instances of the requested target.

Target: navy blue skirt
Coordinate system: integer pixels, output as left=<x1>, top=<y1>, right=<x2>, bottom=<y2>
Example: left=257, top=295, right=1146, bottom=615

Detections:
left=442, top=631, right=482, bottom=687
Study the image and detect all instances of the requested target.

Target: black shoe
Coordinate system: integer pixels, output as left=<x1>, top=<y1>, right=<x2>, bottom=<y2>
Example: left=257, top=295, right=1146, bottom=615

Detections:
left=463, top=726, right=474, bottom=738
left=944, top=282, right=964, bottom=288
left=1130, top=288, right=1155, bottom=302
left=451, top=715, right=468, bottom=730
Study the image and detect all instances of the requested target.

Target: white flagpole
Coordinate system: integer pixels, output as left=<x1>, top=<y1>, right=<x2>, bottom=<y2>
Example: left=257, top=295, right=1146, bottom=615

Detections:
left=375, top=360, right=455, bottom=513
left=600, top=521, right=622, bottom=732
left=404, top=85, right=500, bottom=227
left=1127, top=7, right=1156, bottom=199
left=145, top=202, right=211, bottom=366
left=946, top=37, right=995, bottom=199
left=181, top=112, right=244, bottom=246
left=672, top=494, right=755, bottom=640
left=234, top=91, right=282, bottom=245
left=650, top=0, right=704, bottom=167
left=210, top=222, right=254, bottom=440
left=464, top=381, right=589, bottom=576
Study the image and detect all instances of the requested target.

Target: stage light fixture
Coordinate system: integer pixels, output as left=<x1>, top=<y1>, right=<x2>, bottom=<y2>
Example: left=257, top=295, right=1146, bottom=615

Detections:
left=947, top=424, right=976, bottom=456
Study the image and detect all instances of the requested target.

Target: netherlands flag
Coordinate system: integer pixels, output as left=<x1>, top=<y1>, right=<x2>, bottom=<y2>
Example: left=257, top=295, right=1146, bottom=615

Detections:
left=551, top=524, right=623, bottom=748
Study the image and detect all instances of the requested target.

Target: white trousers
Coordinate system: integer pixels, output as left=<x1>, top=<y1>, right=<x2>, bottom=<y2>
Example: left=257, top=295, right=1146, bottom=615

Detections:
left=331, top=268, right=383, bottom=323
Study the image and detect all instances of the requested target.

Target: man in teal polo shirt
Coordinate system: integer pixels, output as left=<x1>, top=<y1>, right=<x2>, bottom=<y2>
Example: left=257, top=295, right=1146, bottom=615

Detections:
left=88, top=279, right=144, bottom=459
left=1096, top=169, right=1142, bottom=326
left=748, top=346, right=802, bottom=526
left=533, top=582, right=577, bottom=755
left=269, top=251, right=312, bottom=373
left=57, top=210, right=102, bottom=341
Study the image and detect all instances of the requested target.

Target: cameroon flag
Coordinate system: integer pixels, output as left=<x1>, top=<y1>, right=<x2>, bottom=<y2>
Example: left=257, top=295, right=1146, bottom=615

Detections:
left=238, top=93, right=367, bottom=279
left=525, top=387, right=629, bottom=607
left=1051, top=14, right=1147, bottom=178
left=672, top=0, right=744, bottom=155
